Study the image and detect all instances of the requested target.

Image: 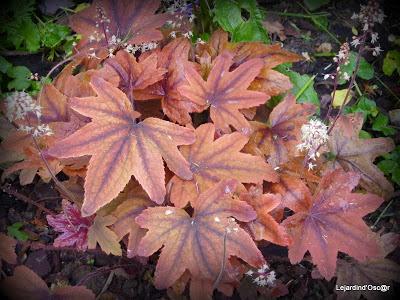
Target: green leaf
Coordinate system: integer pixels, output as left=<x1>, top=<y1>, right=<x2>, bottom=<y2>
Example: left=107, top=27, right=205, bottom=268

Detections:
left=19, top=20, right=41, bottom=52
left=359, top=130, right=372, bottom=139
left=0, top=56, right=12, bottom=74
left=382, top=50, right=400, bottom=77
left=378, top=147, right=400, bottom=185
left=345, top=96, right=378, bottom=119
left=213, top=0, right=243, bottom=33
left=311, top=15, right=329, bottom=30
left=7, top=222, right=29, bottom=241
left=213, top=0, right=270, bottom=43
left=338, top=52, right=374, bottom=84
left=40, top=22, right=71, bottom=49
left=372, top=113, right=396, bottom=136
left=7, top=66, right=32, bottom=90
left=277, top=64, right=320, bottom=109
left=304, top=0, right=330, bottom=11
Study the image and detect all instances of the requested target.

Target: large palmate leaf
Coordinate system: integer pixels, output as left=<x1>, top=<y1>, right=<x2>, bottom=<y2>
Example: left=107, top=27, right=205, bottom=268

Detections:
left=239, top=186, right=290, bottom=246
left=48, top=77, right=195, bottom=216
left=178, top=51, right=267, bottom=134
left=245, top=94, right=315, bottom=167
left=69, top=0, right=168, bottom=54
left=282, top=169, right=384, bottom=280
left=136, top=180, right=265, bottom=291
left=112, top=180, right=154, bottom=257
left=99, top=50, right=167, bottom=99
left=326, top=113, right=395, bottom=199
left=169, top=123, right=278, bottom=208
left=0, top=265, right=95, bottom=300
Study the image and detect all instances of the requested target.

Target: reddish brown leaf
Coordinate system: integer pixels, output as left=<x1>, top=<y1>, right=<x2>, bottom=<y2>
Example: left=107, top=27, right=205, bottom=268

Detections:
left=69, top=0, right=168, bottom=55
left=326, top=113, right=395, bottom=199
left=178, top=51, right=267, bottom=133
left=169, top=123, right=278, bottom=208
left=282, top=169, right=384, bottom=280
left=245, top=94, right=315, bottom=167
left=98, top=50, right=167, bottom=99
left=270, top=173, right=313, bottom=213
left=136, top=179, right=265, bottom=291
left=0, top=265, right=95, bottom=300
left=47, top=200, right=94, bottom=251
left=0, top=233, right=17, bottom=264
left=229, top=43, right=302, bottom=70
left=112, top=181, right=154, bottom=257
left=48, top=77, right=195, bottom=215
left=239, top=186, right=290, bottom=246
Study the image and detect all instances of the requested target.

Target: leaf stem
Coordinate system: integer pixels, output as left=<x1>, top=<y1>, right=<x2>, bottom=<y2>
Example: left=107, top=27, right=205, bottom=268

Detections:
left=1, top=184, right=55, bottom=216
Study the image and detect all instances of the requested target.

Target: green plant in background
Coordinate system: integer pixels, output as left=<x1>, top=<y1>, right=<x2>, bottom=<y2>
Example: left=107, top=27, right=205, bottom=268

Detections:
left=213, top=0, right=270, bottom=43
left=338, top=52, right=374, bottom=84
left=383, top=50, right=400, bottom=78
left=7, top=222, right=29, bottom=241
left=372, top=113, right=396, bottom=136
left=378, top=146, right=400, bottom=185
left=0, top=0, right=79, bottom=59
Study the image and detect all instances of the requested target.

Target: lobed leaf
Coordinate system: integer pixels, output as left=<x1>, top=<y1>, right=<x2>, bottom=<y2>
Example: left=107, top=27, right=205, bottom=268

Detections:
left=169, top=123, right=278, bottom=208
left=136, top=180, right=265, bottom=291
left=48, top=77, right=195, bottom=216
left=283, top=169, right=384, bottom=280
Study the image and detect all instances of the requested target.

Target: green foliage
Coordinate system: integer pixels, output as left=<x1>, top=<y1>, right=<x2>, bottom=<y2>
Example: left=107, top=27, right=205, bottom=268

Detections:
left=345, top=96, right=379, bottom=120
left=382, top=50, right=400, bottom=77
left=7, top=222, right=29, bottom=241
left=303, top=0, right=330, bottom=11
left=378, top=146, right=400, bottom=185
left=276, top=64, right=320, bottom=109
left=372, top=113, right=396, bottom=136
left=338, top=52, right=374, bottom=84
left=213, top=0, right=270, bottom=43
left=7, top=66, right=32, bottom=91
left=0, top=0, right=78, bottom=59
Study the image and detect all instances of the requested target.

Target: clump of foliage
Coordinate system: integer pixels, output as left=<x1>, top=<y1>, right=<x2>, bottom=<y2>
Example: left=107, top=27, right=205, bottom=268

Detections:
left=0, top=0, right=399, bottom=299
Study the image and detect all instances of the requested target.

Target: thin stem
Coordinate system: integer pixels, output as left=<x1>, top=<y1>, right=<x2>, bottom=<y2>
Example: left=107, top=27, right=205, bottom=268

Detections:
left=375, top=76, right=400, bottom=106
left=2, top=184, right=55, bottom=216
left=77, top=264, right=137, bottom=286
left=373, top=199, right=393, bottom=227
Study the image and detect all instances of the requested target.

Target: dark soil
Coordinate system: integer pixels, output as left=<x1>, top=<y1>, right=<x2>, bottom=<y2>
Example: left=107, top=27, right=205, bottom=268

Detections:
left=1, top=1, right=399, bottom=299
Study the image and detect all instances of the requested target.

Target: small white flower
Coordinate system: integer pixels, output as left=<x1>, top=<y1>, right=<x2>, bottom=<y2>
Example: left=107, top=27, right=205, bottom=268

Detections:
left=245, top=270, right=254, bottom=276
left=266, top=271, right=276, bottom=285
left=351, top=13, right=359, bottom=20
left=169, top=31, right=177, bottom=38
left=196, top=38, right=206, bottom=45
left=372, top=45, right=383, bottom=56
left=342, top=72, right=350, bottom=81
left=371, top=32, right=379, bottom=44
left=351, top=37, right=360, bottom=47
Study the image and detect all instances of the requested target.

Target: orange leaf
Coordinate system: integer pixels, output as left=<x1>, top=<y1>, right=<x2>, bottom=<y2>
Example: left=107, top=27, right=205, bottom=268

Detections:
left=136, top=179, right=265, bottom=291
left=239, top=186, right=290, bottom=246
left=48, top=77, right=195, bottom=216
left=99, top=50, right=167, bottom=98
left=112, top=181, right=154, bottom=257
left=178, top=51, right=267, bottom=134
left=88, top=214, right=122, bottom=255
left=282, top=169, right=384, bottom=280
left=245, top=94, right=315, bottom=167
left=169, top=123, right=278, bottom=208
left=326, top=113, right=395, bottom=199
